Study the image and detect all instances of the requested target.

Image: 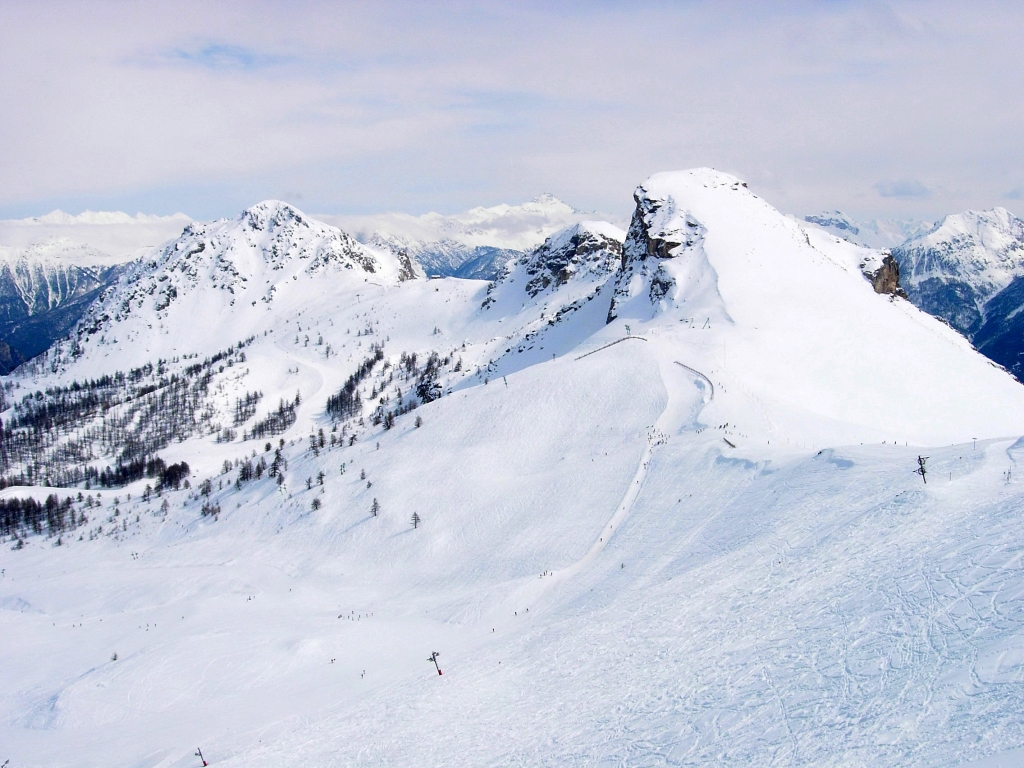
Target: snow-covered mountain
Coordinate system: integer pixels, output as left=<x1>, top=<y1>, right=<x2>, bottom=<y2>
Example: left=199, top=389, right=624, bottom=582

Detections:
left=804, top=210, right=933, bottom=249
left=365, top=233, right=521, bottom=280
left=7, top=172, right=1024, bottom=767
left=0, top=240, right=127, bottom=370
left=0, top=210, right=192, bottom=368
left=888, top=208, right=1024, bottom=378
left=45, top=200, right=419, bottom=376
left=891, top=208, right=1024, bottom=331
left=319, top=194, right=624, bottom=279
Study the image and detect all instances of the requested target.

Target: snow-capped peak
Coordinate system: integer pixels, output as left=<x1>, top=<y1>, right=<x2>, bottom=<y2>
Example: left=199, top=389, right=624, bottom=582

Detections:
left=894, top=207, right=1024, bottom=301
left=43, top=202, right=418, bottom=374
left=889, top=207, right=1024, bottom=335
left=908, top=207, right=1024, bottom=253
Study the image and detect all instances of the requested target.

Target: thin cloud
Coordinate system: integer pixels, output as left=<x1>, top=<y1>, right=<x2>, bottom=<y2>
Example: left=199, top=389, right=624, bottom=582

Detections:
left=1005, top=187, right=1024, bottom=200
left=162, top=43, right=294, bottom=71
left=874, top=179, right=932, bottom=199
left=3, top=1, right=1024, bottom=220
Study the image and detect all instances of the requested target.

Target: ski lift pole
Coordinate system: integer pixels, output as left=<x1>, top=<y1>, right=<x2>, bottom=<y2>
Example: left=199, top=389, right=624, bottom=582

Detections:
left=428, top=651, right=442, bottom=675
left=195, top=747, right=208, bottom=766
left=916, top=455, right=929, bottom=485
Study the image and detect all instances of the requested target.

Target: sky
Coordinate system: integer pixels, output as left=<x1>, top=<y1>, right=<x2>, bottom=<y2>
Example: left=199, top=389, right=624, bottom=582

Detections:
left=1, top=0, right=1023, bottom=223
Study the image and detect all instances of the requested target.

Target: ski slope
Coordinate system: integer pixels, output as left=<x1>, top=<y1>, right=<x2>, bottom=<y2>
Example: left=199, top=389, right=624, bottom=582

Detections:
left=4, top=171, right=1024, bottom=767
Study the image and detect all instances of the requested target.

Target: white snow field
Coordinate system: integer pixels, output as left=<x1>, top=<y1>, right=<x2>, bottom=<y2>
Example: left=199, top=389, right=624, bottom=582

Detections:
left=4, top=170, right=1024, bottom=767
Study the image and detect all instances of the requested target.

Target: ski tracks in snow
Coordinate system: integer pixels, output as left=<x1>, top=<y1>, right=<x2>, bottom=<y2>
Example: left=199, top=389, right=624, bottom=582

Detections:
left=532, top=349, right=715, bottom=598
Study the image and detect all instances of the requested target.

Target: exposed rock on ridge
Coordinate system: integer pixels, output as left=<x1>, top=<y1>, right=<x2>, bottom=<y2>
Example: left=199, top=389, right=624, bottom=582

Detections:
left=868, top=254, right=907, bottom=298
left=607, top=179, right=714, bottom=322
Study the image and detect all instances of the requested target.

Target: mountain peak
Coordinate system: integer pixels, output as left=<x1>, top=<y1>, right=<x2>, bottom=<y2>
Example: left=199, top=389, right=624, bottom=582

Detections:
left=239, top=200, right=310, bottom=233
left=920, top=207, right=1024, bottom=247
left=643, top=168, right=749, bottom=194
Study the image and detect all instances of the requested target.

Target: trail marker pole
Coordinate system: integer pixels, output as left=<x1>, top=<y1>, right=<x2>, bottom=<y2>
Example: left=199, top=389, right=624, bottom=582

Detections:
left=195, top=747, right=208, bottom=766
left=916, top=455, right=929, bottom=484
left=428, top=651, right=442, bottom=675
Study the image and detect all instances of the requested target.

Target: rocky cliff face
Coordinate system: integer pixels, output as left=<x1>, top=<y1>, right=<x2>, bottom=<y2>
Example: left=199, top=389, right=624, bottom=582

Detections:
left=518, top=223, right=622, bottom=299
left=607, top=179, right=712, bottom=323
left=869, top=254, right=907, bottom=298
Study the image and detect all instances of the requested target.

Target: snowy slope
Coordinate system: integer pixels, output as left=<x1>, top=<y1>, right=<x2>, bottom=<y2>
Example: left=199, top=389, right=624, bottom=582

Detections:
left=604, top=169, right=1024, bottom=447
left=0, top=209, right=191, bottom=366
left=5, top=172, right=1024, bottom=768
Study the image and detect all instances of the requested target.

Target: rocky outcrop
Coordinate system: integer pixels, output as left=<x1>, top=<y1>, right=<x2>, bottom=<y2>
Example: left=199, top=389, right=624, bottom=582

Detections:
left=521, top=224, right=622, bottom=298
left=607, top=183, right=707, bottom=322
left=482, top=222, right=624, bottom=310
left=869, top=254, right=907, bottom=298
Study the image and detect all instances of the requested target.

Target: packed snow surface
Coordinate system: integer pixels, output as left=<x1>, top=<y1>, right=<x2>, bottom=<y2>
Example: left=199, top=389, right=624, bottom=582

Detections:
left=4, top=171, right=1024, bottom=767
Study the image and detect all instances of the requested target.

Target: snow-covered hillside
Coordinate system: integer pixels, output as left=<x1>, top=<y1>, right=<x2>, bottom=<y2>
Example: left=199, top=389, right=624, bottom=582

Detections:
left=41, top=200, right=419, bottom=377
left=5, top=171, right=1024, bottom=767
left=0, top=210, right=192, bottom=368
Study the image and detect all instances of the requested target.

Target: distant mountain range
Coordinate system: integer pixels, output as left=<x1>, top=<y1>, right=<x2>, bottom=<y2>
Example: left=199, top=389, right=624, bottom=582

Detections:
left=0, top=210, right=194, bottom=372
left=0, top=196, right=616, bottom=369
left=0, top=241, right=130, bottom=372
left=803, top=211, right=934, bottom=249
left=318, top=194, right=624, bottom=280
left=2, top=197, right=1023, bottom=380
